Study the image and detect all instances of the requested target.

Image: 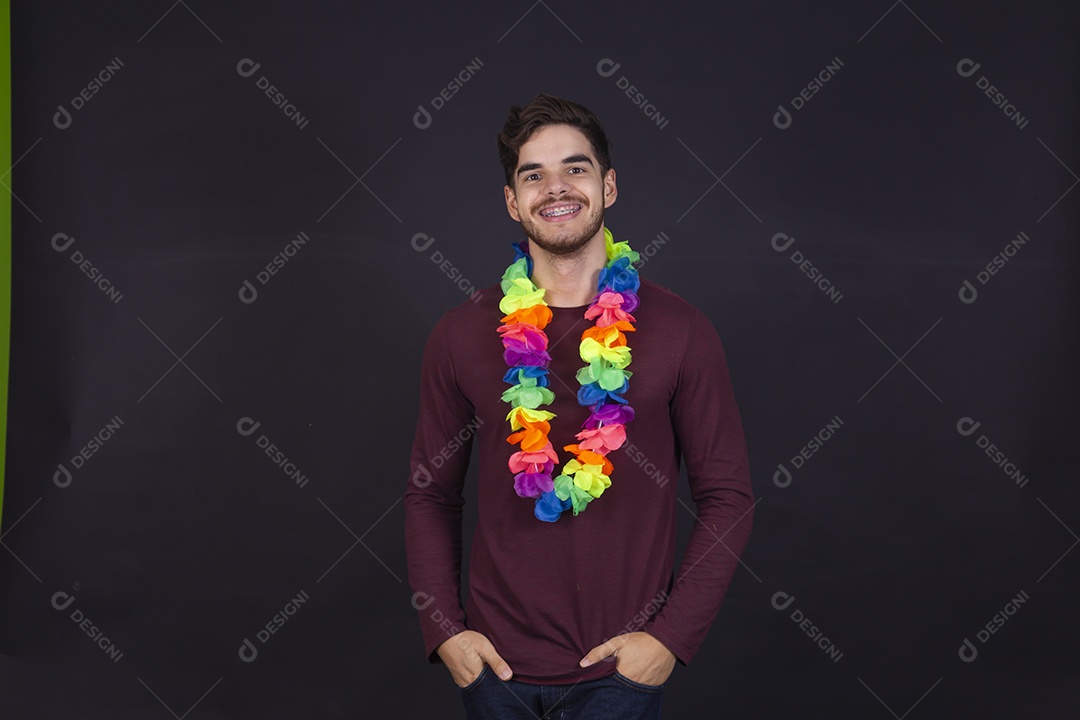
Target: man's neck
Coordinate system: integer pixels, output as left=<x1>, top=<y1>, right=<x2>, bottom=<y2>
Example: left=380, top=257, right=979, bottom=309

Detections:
left=528, top=232, right=607, bottom=308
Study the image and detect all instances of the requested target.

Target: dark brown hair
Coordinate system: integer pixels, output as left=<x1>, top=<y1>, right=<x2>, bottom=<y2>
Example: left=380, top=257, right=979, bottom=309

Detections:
left=497, top=94, right=612, bottom=188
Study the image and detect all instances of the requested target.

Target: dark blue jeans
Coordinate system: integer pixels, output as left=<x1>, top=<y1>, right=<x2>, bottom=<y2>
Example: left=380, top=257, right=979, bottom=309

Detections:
left=460, top=666, right=665, bottom=719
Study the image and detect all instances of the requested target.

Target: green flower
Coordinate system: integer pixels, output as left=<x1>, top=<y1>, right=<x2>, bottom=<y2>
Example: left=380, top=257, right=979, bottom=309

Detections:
left=500, top=374, right=554, bottom=408
left=576, top=358, right=632, bottom=391
left=500, top=257, right=531, bottom=293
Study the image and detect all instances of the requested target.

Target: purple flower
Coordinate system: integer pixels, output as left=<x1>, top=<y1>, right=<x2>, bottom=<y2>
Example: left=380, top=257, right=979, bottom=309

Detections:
left=514, top=472, right=554, bottom=499
left=503, top=346, right=552, bottom=367
left=583, top=404, right=635, bottom=429
left=618, top=291, right=640, bottom=314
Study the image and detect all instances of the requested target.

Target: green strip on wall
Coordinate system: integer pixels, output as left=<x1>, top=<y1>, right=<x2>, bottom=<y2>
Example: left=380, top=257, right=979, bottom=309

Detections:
left=0, top=0, right=11, bottom=529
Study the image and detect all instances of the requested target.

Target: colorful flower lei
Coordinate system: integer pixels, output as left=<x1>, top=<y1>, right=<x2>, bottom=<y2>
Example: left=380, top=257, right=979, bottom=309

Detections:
left=498, top=227, right=641, bottom=522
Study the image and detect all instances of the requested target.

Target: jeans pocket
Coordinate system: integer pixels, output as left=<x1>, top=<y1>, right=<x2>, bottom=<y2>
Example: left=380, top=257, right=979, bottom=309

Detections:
left=613, top=670, right=664, bottom=693
left=459, top=666, right=490, bottom=692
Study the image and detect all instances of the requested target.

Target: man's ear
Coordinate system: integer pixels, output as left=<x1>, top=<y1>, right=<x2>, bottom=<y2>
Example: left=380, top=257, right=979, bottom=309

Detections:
left=603, top=168, right=618, bottom=209
left=504, top=184, right=522, bottom=222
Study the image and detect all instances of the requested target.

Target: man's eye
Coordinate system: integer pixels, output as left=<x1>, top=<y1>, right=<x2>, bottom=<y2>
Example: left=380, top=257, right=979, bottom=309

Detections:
left=526, top=174, right=540, bottom=181
left=568, top=167, right=583, bottom=174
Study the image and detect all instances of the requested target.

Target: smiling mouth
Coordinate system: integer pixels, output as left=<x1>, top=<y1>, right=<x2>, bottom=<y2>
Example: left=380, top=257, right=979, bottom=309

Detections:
left=539, top=203, right=582, bottom=218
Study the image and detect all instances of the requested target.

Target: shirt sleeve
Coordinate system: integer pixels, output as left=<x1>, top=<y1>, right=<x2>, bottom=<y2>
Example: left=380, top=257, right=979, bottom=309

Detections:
left=403, top=313, right=475, bottom=663
left=643, top=307, right=754, bottom=665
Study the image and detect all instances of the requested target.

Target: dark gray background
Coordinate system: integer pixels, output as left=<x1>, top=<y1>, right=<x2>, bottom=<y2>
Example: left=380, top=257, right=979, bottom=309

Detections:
left=2, top=1, right=1077, bottom=717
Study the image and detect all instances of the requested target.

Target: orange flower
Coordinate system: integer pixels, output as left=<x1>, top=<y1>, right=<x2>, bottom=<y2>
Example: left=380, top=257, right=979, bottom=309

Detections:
left=582, top=322, right=633, bottom=348
left=564, top=445, right=615, bottom=475
left=502, top=304, right=553, bottom=329
left=508, top=423, right=550, bottom=451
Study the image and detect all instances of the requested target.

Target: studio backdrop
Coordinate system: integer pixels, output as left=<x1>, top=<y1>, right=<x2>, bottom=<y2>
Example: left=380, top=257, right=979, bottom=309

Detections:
left=1, top=1, right=1077, bottom=717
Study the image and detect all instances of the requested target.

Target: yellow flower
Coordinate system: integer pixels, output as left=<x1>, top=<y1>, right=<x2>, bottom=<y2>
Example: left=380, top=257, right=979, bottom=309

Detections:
left=564, top=459, right=612, bottom=498
left=498, top=277, right=546, bottom=316
left=579, top=338, right=632, bottom=368
left=505, top=406, right=555, bottom=431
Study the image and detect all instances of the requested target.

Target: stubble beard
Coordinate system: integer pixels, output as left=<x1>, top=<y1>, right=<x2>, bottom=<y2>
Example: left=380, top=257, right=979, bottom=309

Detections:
left=521, top=200, right=604, bottom=259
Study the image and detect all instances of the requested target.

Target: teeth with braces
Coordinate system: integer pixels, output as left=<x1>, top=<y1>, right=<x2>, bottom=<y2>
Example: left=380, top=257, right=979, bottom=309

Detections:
left=543, top=206, right=579, bottom=217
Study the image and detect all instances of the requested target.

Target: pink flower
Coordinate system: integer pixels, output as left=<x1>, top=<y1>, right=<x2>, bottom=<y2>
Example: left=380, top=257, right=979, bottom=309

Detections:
left=508, top=444, right=558, bottom=473
left=498, top=323, right=548, bottom=351
left=575, top=424, right=627, bottom=454
left=584, top=291, right=636, bottom=328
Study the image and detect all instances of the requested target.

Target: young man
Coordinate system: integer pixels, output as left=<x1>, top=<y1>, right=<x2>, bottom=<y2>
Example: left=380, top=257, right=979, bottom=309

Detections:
left=405, top=94, right=753, bottom=719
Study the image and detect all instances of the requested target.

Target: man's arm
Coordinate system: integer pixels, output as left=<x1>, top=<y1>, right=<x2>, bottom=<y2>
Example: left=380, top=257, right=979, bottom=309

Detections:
left=404, top=315, right=473, bottom=660
left=403, top=315, right=514, bottom=683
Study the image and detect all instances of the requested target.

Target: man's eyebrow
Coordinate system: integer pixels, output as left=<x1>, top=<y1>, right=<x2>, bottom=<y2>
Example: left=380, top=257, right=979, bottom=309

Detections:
left=561, top=154, right=593, bottom=166
left=515, top=155, right=594, bottom=177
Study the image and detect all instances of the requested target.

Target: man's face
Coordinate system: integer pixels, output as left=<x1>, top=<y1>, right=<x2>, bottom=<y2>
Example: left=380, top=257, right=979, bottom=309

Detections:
left=504, top=124, right=617, bottom=256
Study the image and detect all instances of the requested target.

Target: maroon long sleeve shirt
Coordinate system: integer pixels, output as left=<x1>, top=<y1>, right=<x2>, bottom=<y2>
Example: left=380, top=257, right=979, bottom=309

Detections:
left=404, top=277, right=753, bottom=684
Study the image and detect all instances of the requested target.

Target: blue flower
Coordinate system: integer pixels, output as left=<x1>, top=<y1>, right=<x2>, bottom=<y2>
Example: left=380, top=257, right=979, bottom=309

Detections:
left=577, top=379, right=629, bottom=409
left=534, top=489, right=570, bottom=522
left=512, top=241, right=533, bottom=275
left=597, top=256, right=640, bottom=293
left=503, top=365, right=550, bottom=386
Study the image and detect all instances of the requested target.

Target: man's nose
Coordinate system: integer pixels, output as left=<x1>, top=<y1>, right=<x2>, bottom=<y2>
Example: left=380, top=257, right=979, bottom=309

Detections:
left=543, top=174, right=570, bottom=195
